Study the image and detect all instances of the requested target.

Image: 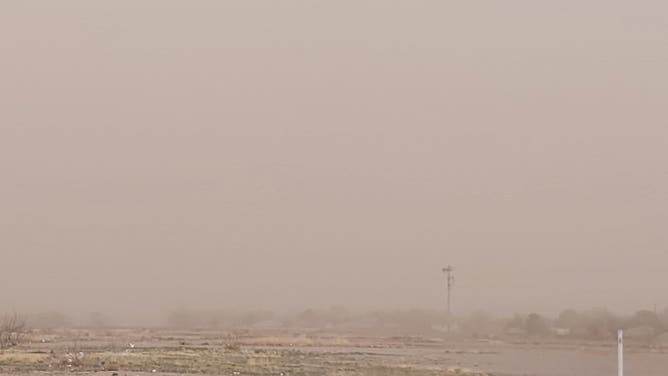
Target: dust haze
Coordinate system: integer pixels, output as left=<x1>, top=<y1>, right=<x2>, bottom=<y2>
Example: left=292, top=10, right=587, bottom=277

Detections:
left=1, top=1, right=667, bottom=323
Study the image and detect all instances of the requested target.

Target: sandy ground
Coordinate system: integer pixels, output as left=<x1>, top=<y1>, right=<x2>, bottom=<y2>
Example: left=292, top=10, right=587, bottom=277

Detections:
left=1, top=329, right=667, bottom=376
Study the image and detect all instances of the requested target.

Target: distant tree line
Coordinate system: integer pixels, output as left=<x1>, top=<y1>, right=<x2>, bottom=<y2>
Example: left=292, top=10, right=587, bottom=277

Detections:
left=160, top=306, right=668, bottom=341
left=10, top=306, right=668, bottom=343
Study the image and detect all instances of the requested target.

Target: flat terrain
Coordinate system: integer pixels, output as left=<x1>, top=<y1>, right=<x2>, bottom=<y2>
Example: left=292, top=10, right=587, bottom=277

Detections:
left=1, top=328, right=668, bottom=376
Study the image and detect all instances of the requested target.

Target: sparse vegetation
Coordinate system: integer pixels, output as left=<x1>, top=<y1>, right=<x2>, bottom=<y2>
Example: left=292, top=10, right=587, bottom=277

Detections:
left=0, top=313, right=28, bottom=350
left=159, top=306, right=668, bottom=343
left=2, top=306, right=668, bottom=375
left=0, top=328, right=494, bottom=375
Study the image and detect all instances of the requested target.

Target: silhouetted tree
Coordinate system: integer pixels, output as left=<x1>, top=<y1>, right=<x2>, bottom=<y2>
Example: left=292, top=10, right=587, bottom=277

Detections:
left=582, top=309, right=620, bottom=339
left=555, top=309, right=580, bottom=331
left=629, top=310, right=662, bottom=332
left=525, top=313, right=549, bottom=336
left=0, top=313, right=28, bottom=349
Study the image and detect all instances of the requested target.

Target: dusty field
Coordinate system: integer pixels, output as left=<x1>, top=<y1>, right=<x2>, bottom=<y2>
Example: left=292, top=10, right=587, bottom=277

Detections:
left=0, top=328, right=492, bottom=376
left=2, top=328, right=668, bottom=376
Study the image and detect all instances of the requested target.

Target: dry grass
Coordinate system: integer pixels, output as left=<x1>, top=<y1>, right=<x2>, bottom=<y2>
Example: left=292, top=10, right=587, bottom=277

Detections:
left=0, top=329, right=493, bottom=376
left=237, top=335, right=352, bottom=347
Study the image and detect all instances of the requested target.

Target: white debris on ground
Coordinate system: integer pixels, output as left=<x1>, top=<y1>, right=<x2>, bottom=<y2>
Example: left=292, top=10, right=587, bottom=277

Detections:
left=62, top=351, right=85, bottom=367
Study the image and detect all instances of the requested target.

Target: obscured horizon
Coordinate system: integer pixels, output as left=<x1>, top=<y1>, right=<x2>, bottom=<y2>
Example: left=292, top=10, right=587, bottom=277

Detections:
left=1, top=1, right=666, bottom=320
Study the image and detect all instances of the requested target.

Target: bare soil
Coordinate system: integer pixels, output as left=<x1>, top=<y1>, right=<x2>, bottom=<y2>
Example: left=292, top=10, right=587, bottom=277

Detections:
left=2, top=328, right=667, bottom=376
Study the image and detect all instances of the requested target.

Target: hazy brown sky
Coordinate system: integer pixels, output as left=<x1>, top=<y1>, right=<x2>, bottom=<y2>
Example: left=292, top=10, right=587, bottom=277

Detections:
left=1, top=1, right=666, bottom=318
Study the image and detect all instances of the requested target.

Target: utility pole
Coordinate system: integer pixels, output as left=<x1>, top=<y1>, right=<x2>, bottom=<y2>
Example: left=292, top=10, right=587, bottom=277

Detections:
left=442, top=265, right=455, bottom=333
left=618, top=329, right=624, bottom=376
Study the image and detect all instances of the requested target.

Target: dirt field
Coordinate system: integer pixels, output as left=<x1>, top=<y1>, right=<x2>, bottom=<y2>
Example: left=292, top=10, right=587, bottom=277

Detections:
left=0, top=328, right=492, bottom=376
left=2, top=328, right=668, bottom=376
